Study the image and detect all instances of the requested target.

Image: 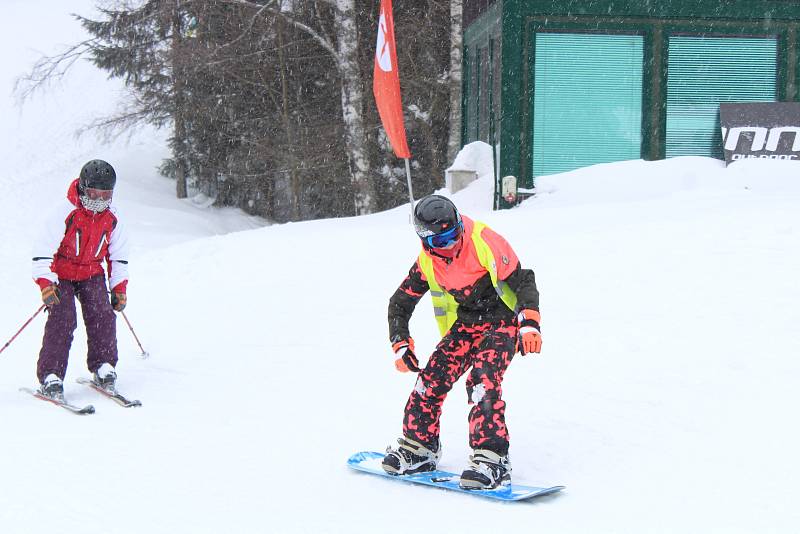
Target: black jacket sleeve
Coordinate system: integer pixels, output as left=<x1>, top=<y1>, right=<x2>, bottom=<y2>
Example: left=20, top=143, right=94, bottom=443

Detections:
left=503, top=264, right=539, bottom=313
left=388, top=261, right=429, bottom=343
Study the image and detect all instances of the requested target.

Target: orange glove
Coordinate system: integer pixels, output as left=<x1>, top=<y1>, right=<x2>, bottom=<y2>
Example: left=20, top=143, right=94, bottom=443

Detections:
left=392, top=338, right=420, bottom=373
left=517, top=309, right=542, bottom=355
left=41, top=284, right=60, bottom=308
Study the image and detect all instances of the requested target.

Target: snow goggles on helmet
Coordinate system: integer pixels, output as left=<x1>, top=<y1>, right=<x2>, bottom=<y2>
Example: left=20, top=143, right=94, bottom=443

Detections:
left=424, top=222, right=463, bottom=249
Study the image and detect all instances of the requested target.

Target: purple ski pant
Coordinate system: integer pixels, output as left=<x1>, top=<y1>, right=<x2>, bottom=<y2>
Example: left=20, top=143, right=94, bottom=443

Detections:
left=37, top=274, right=118, bottom=383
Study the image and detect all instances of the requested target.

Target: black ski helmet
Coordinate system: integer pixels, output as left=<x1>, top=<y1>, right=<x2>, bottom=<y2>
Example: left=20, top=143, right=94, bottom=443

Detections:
left=413, top=195, right=462, bottom=240
left=79, top=159, right=116, bottom=191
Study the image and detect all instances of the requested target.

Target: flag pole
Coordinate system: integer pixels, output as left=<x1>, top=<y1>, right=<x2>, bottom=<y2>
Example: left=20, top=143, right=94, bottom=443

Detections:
left=404, top=157, right=414, bottom=218
left=374, top=0, right=413, bottom=221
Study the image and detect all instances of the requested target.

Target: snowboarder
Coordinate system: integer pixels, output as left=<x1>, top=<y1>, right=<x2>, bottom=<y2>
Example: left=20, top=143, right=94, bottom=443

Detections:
left=31, top=159, right=130, bottom=400
left=383, top=194, right=542, bottom=490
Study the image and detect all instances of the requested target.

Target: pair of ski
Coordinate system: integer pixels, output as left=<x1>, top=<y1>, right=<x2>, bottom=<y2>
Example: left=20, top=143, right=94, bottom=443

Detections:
left=20, top=377, right=142, bottom=415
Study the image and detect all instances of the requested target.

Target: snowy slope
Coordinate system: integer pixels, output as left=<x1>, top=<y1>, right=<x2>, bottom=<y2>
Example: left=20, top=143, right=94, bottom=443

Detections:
left=3, top=4, right=800, bottom=534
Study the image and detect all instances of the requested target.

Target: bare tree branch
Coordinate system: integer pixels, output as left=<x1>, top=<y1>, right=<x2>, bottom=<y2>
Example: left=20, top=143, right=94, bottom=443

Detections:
left=215, top=0, right=277, bottom=51
left=218, top=0, right=337, bottom=58
left=13, top=38, right=98, bottom=102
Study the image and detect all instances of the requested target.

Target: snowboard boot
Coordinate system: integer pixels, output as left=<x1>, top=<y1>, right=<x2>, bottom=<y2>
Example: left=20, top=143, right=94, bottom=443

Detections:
left=40, top=374, right=64, bottom=401
left=459, top=449, right=512, bottom=490
left=382, top=436, right=441, bottom=475
left=93, top=363, right=117, bottom=391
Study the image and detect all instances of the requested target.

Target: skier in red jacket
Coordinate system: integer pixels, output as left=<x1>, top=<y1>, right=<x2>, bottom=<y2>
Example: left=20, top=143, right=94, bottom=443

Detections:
left=32, top=160, right=130, bottom=400
left=383, top=195, right=542, bottom=490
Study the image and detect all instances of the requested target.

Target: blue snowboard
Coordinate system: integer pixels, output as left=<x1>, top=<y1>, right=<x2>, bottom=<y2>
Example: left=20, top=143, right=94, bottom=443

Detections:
left=347, top=451, right=564, bottom=502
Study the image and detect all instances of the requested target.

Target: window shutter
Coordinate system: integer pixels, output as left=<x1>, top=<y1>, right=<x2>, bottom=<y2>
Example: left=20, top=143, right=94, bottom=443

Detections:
left=533, top=33, right=644, bottom=177
left=666, top=36, right=777, bottom=159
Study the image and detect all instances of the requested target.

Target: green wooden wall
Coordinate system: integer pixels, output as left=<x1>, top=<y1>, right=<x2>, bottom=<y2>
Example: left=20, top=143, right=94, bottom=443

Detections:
left=462, top=0, right=800, bottom=208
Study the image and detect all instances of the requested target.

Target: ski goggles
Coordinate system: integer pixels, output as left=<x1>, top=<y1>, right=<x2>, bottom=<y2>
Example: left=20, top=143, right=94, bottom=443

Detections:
left=424, top=222, right=463, bottom=249
left=84, top=188, right=113, bottom=201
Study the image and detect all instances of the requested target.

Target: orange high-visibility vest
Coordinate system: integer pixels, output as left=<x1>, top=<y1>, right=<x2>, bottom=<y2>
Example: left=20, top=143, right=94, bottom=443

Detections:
left=417, top=221, right=518, bottom=337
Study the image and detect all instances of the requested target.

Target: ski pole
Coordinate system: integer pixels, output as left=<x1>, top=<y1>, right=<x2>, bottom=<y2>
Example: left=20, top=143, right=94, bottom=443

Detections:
left=0, top=304, right=46, bottom=356
left=120, top=310, right=150, bottom=359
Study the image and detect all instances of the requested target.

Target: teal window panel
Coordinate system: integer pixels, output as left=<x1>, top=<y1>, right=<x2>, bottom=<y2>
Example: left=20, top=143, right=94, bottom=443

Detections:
left=533, top=33, right=644, bottom=177
left=666, top=36, right=777, bottom=159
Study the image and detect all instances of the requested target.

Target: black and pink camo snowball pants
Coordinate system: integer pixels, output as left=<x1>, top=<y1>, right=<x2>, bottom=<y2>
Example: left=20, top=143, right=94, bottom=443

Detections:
left=402, top=319, right=517, bottom=455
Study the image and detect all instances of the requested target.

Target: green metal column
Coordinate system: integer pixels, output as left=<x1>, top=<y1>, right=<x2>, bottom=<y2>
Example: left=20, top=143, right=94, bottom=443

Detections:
left=497, top=0, right=524, bottom=208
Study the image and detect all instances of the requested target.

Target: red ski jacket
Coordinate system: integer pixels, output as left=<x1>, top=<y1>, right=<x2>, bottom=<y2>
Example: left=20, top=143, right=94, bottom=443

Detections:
left=32, top=179, right=130, bottom=293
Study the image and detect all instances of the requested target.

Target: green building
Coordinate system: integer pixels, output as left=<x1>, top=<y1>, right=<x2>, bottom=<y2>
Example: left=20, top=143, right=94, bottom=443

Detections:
left=462, top=0, right=800, bottom=207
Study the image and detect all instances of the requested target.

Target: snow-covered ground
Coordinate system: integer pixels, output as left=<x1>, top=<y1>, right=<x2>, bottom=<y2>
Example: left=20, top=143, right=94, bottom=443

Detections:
left=3, top=4, right=800, bottom=534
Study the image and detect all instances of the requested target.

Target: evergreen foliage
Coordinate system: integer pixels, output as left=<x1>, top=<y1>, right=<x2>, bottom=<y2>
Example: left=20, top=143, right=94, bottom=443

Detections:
left=70, top=0, right=452, bottom=222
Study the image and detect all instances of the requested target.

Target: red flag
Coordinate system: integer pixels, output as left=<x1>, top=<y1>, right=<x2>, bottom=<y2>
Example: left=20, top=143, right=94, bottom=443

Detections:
left=373, top=0, right=411, bottom=159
